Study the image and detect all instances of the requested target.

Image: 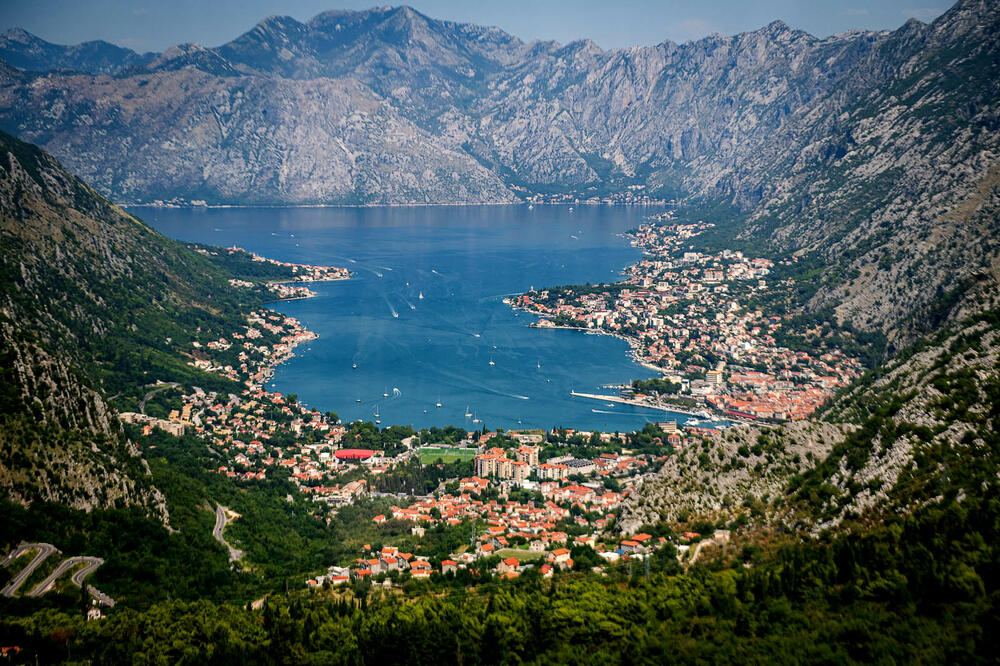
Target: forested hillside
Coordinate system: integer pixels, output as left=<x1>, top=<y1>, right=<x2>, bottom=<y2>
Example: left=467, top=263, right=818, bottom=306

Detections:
left=0, top=130, right=294, bottom=515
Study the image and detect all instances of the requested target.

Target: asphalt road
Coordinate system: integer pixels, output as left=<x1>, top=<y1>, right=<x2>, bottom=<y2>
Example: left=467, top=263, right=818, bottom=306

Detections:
left=2, top=544, right=115, bottom=606
left=139, top=381, right=180, bottom=414
left=27, top=556, right=102, bottom=596
left=1, top=543, right=58, bottom=597
left=213, top=505, right=244, bottom=563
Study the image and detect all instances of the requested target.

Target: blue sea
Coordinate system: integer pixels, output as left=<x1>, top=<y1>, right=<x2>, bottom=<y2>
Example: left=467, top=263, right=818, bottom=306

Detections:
left=138, top=204, right=706, bottom=432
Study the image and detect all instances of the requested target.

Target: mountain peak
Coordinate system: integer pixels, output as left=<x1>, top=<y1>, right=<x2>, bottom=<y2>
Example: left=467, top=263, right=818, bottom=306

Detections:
left=1, top=27, right=37, bottom=43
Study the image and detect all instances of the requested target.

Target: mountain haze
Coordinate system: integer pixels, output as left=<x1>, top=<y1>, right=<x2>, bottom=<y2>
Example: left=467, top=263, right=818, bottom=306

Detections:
left=0, top=1, right=997, bottom=337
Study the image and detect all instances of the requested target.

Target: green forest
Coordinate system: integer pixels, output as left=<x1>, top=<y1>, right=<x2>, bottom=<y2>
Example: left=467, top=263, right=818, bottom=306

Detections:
left=1, top=489, right=997, bottom=664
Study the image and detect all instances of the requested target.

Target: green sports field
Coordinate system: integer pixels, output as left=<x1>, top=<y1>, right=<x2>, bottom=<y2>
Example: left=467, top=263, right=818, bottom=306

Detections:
left=417, top=447, right=477, bottom=464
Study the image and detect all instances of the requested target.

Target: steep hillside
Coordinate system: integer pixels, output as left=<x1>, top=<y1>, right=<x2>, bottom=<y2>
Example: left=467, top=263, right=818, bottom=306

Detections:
left=0, top=1, right=996, bottom=337
left=617, top=305, right=1000, bottom=539
left=0, top=130, right=273, bottom=514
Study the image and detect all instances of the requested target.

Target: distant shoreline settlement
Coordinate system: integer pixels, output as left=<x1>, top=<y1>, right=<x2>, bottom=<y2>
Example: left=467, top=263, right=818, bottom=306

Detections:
left=120, top=239, right=742, bottom=585
left=506, top=217, right=864, bottom=423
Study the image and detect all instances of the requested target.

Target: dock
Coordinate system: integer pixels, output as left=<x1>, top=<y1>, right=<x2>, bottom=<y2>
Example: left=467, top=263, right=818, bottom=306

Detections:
left=569, top=391, right=705, bottom=417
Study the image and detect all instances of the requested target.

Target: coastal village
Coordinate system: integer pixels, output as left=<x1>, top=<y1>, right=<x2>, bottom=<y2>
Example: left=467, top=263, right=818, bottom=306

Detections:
left=508, top=221, right=865, bottom=422
left=121, top=225, right=805, bottom=587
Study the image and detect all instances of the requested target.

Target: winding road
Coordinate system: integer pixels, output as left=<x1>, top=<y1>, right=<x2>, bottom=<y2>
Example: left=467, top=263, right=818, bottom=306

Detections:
left=139, top=381, right=180, bottom=414
left=1, top=543, right=57, bottom=597
left=2, top=543, right=115, bottom=606
left=213, top=505, right=244, bottom=563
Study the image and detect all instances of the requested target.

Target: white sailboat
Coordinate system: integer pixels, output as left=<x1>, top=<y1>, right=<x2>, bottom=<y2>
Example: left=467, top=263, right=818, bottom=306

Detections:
left=418, top=291, right=423, bottom=300
left=464, top=405, right=473, bottom=418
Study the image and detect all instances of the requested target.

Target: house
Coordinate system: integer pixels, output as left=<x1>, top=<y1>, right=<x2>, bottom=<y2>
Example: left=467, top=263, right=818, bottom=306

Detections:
left=549, top=548, right=571, bottom=564
left=619, top=539, right=641, bottom=554
left=497, top=557, right=521, bottom=575
left=410, top=560, right=432, bottom=579
left=441, top=560, right=458, bottom=575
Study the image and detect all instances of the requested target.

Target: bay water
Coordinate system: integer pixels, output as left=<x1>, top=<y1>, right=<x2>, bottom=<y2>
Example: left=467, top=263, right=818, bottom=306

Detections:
left=138, top=204, right=704, bottom=432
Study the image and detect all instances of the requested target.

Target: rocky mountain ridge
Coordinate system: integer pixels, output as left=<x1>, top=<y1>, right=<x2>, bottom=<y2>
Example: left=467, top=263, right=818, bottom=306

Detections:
left=1, top=1, right=997, bottom=338
left=0, top=130, right=276, bottom=518
left=617, top=305, right=1000, bottom=538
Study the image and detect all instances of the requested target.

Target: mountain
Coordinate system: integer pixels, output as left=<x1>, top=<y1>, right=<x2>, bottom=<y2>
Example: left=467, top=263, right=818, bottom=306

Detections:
left=0, top=129, right=275, bottom=516
left=618, top=302, right=1000, bottom=545
left=0, top=1, right=997, bottom=337
left=0, top=27, right=155, bottom=75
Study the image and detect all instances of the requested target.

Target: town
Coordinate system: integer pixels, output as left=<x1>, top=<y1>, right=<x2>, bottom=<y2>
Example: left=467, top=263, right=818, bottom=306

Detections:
left=118, top=252, right=730, bottom=589
left=507, top=221, right=865, bottom=422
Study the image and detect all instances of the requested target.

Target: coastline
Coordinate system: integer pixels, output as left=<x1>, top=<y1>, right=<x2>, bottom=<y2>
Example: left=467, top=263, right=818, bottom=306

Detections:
left=254, top=274, right=349, bottom=388
left=569, top=391, right=706, bottom=418
left=506, top=299, right=665, bottom=376
left=125, top=201, right=672, bottom=210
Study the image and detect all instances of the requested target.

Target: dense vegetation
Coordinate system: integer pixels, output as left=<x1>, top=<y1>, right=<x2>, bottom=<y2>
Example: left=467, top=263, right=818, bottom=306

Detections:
left=1, top=489, right=996, bottom=664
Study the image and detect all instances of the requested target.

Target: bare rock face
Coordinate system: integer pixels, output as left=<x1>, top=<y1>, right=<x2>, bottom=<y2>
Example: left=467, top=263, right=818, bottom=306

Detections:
left=616, top=421, right=848, bottom=534
left=621, top=306, right=1000, bottom=535
left=0, top=132, right=199, bottom=522
left=1, top=2, right=997, bottom=337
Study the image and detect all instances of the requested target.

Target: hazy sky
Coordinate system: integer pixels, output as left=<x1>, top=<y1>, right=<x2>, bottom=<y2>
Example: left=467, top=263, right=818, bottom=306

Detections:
left=0, top=0, right=950, bottom=52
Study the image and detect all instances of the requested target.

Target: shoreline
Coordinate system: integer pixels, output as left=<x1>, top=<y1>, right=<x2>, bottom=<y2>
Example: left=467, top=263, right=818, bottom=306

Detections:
left=254, top=275, right=347, bottom=388
left=125, top=201, right=673, bottom=210
left=569, top=391, right=708, bottom=419
left=508, top=302, right=665, bottom=375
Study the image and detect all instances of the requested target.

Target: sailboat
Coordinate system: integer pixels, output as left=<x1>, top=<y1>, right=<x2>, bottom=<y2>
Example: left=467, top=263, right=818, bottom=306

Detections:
left=436, top=397, right=442, bottom=408
left=465, top=405, right=473, bottom=418
left=383, top=387, right=389, bottom=398
left=418, top=291, right=423, bottom=300
left=374, top=404, right=381, bottom=425
left=472, top=413, right=481, bottom=424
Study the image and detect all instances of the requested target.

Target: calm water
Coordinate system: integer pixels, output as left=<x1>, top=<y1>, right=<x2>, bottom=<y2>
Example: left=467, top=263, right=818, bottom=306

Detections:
left=138, top=205, right=701, bottom=432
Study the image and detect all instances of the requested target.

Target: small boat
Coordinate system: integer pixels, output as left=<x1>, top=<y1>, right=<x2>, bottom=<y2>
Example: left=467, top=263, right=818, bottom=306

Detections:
left=537, top=361, right=541, bottom=369
left=418, top=292, right=423, bottom=300
left=528, top=204, right=534, bottom=210
left=436, top=398, right=442, bottom=408
left=383, top=388, right=389, bottom=398
left=488, top=358, right=495, bottom=366
left=465, top=406, right=472, bottom=417
left=352, top=363, right=357, bottom=369
left=355, top=398, right=362, bottom=403
left=472, top=414, right=481, bottom=424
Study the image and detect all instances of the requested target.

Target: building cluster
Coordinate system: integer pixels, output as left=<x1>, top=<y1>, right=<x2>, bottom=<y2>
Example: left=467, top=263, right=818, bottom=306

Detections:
left=118, top=411, right=185, bottom=437
left=521, top=186, right=672, bottom=206
left=509, top=222, right=864, bottom=421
